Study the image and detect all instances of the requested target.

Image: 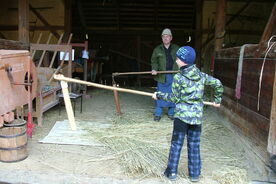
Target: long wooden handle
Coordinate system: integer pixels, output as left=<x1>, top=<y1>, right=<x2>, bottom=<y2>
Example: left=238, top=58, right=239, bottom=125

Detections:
left=54, top=74, right=153, bottom=96
left=112, top=70, right=179, bottom=76
left=60, top=81, right=77, bottom=130
left=54, top=74, right=213, bottom=105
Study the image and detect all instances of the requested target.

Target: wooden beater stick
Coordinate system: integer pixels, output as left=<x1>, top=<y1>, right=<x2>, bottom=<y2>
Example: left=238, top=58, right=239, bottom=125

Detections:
left=54, top=74, right=213, bottom=106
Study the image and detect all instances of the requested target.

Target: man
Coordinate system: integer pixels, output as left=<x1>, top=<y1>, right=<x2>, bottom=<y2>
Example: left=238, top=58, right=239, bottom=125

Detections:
left=151, top=28, right=179, bottom=122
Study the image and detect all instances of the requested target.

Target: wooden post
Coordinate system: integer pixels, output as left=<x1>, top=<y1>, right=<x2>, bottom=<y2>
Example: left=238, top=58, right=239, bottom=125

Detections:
left=214, top=0, right=226, bottom=52
left=267, top=63, right=276, bottom=154
left=195, top=0, right=203, bottom=68
left=18, top=0, right=29, bottom=44
left=60, top=81, right=76, bottom=130
left=113, top=84, right=122, bottom=115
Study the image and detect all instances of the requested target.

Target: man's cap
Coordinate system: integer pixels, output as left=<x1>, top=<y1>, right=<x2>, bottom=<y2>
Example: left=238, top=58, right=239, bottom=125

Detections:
left=161, top=28, right=172, bottom=36
left=176, top=46, right=196, bottom=65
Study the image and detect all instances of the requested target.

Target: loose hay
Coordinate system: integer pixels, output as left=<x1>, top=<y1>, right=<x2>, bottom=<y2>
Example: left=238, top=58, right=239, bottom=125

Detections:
left=76, top=90, right=251, bottom=183
left=212, top=167, right=248, bottom=184
left=86, top=108, right=250, bottom=184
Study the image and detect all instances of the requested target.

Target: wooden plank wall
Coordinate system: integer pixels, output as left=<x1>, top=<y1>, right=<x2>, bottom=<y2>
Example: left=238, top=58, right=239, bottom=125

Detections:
left=214, top=46, right=276, bottom=146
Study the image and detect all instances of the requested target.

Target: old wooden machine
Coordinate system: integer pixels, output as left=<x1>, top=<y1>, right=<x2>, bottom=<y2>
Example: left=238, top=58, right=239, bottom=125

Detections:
left=0, top=50, right=37, bottom=135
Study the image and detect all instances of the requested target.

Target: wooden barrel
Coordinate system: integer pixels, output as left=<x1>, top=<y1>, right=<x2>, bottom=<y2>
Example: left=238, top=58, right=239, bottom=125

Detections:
left=0, top=127, right=28, bottom=162
left=4, top=119, right=26, bottom=127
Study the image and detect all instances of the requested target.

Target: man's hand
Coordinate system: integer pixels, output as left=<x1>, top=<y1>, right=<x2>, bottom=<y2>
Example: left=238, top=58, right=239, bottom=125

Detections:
left=152, top=92, right=158, bottom=100
left=212, top=103, right=221, bottom=108
left=152, top=70, right=157, bottom=75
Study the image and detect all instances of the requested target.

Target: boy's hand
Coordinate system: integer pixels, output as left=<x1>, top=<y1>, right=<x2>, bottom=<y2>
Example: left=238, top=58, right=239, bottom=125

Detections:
left=152, top=92, right=158, bottom=100
left=152, top=70, right=157, bottom=75
left=212, top=103, right=221, bottom=108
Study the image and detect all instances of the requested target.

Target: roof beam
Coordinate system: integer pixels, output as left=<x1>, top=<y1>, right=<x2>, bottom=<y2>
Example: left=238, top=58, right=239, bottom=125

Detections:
left=29, top=4, right=60, bottom=39
left=0, top=25, right=64, bottom=31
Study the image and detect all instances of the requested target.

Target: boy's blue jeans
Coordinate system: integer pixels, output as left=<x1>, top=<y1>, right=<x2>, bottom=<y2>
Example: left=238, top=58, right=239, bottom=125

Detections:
left=154, top=107, right=174, bottom=117
left=166, top=118, right=202, bottom=178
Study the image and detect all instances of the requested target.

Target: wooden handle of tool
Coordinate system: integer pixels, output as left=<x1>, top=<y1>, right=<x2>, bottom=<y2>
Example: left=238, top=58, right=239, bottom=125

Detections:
left=112, top=70, right=179, bottom=76
left=54, top=74, right=214, bottom=106
left=60, top=81, right=77, bottom=130
left=54, top=74, right=153, bottom=96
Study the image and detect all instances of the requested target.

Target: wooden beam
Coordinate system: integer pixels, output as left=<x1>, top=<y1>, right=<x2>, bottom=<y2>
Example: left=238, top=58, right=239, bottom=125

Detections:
left=255, top=2, right=276, bottom=57
left=0, top=25, right=64, bottom=31
left=259, top=2, right=276, bottom=43
left=214, top=0, right=227, bottom=51
left=29, top=4, right=60, bottom=39
left=18, top=0, right=29, bottom=44
left=0, top=39, right=29, bottom=50
left=73, top=29, right=196, bottom=36
left=225, top=0, right=251, bottom=27
left=30, top=43, right=72, bottom=52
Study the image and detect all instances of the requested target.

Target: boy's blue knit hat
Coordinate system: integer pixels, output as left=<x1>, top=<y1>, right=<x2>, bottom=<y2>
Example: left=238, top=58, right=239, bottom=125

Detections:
left=176, top=46, right=196, bottom=65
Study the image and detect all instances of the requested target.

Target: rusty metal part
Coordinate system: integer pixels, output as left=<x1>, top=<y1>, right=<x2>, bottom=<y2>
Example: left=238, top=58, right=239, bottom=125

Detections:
left=5, top=66, right=32, bottom=86
left=0, top=64, right=10, bottom=70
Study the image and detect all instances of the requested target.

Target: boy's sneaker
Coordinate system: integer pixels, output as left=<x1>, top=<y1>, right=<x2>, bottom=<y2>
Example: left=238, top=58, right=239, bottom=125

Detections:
left=168, top=115, right=174, bottom=120
left=189, top=177, right=199, bottom=182
left=163, top=171, right=177, bottom=181
left=154, top=116, right=161, bottom=122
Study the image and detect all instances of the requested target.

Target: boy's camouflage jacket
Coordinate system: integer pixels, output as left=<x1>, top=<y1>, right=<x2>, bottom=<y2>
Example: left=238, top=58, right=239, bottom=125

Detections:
left=156, top=65, right=223, bottom=125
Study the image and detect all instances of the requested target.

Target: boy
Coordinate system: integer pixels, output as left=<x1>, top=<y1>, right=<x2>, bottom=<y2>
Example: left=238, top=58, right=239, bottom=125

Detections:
left=152, top=46, right=223, bottom=182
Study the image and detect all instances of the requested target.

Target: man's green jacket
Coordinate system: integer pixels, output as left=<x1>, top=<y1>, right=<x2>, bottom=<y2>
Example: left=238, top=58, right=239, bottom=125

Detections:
left=151, top=43, right=179, bottom=83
